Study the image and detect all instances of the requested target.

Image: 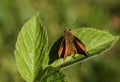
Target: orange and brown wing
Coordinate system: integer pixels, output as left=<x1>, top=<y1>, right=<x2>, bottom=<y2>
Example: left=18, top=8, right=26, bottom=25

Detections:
left=58, top=38, right=65, bottom=58
left=58, top=36, right=73, bottom=61
left=74, top=36, right=88, bottom=57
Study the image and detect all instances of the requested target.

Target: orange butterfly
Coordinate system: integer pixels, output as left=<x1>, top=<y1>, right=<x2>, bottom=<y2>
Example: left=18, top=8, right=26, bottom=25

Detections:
left=58, top=27, right=88, bottom=61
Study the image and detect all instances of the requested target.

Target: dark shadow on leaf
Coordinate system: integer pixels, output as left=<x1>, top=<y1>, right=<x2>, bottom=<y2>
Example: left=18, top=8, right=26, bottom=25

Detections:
left=49, top=37, right=63, bottom=64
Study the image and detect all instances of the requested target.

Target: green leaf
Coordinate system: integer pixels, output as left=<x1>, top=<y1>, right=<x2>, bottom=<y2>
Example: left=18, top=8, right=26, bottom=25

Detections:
left=73, top=28, right=119, bottom=55
left=14, top=12, right=48, bottom=82
left=49, top=28, right=119, bottom=68
left=36, top=66, right=67, bottom=82
left=14, top=12, right=119, bottom=82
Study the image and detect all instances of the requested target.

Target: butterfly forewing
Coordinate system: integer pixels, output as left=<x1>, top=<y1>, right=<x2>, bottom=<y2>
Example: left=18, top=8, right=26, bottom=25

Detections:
left=74, top=36, right=88, bottom=57
left=58, top=39, right=65, bottom=58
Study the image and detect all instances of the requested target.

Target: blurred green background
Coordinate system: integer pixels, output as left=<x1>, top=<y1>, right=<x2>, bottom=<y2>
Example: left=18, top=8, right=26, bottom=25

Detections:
left=0, top=0, right=120, bottom=82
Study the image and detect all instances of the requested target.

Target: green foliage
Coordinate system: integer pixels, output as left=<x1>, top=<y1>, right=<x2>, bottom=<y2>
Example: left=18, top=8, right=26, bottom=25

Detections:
left=73, top=28, right=119, bottom=55
left=14, top=12, right=48, bottom=82
left=37, top=66, right=66, bottom=82
left=50, top=28, right=119, bottom=68
left=15, top=12, right=119, bottom=82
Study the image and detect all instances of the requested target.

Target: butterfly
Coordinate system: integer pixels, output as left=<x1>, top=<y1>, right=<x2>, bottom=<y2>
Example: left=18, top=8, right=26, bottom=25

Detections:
left=58, top=27, right=88, bottom=61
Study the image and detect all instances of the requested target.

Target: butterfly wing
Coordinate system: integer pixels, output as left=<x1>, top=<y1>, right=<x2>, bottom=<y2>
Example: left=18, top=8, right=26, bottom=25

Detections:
left=58, top=38, right=65, bottom=58
left=74, top=36, right=88, bottom=57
